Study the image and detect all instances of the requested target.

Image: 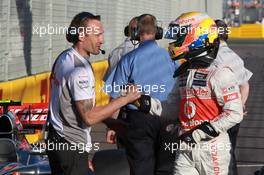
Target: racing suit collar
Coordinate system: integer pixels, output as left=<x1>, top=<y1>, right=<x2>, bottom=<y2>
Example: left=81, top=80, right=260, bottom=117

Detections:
left=173, top=40, right=220, bottom=77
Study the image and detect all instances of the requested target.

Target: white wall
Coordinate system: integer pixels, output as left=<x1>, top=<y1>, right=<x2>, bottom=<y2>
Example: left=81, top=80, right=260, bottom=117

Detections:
left=0, top=0, right=223, bottom=81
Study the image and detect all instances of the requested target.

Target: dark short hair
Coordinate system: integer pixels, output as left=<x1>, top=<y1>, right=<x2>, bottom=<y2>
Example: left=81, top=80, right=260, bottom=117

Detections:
left=137, top=14, right=157, bottom=35
left=66, top=12, right=100, bottom=44
left=215, top=19, right=228, bottom=41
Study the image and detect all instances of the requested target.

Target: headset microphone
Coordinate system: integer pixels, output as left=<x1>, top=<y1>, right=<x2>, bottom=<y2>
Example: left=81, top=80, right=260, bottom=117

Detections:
left=99, top=49, right=105, bottom=54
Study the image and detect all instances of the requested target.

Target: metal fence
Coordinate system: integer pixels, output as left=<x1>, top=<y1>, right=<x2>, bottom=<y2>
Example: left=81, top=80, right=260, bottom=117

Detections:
left=0, top=0, right=222, bottom=81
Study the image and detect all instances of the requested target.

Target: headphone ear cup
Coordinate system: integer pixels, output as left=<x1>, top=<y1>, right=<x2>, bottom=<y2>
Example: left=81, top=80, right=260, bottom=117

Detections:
left=131, top=27, right=140, bottom=41
left=155, top=26, right=163, bottom=40
left=124, top=25, right=129, bottom=37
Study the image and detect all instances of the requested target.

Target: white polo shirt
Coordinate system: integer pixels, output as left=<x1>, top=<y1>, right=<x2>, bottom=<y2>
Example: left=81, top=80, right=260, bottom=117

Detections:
left=215, top=41, right=253, bottom=85
left=49, top=48, right=95, bottom=151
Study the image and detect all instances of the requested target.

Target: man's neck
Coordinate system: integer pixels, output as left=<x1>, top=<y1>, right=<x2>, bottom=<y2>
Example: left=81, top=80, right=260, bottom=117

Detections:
left=73, top=45, right=90, bottom=58
left=140, top=34, right=155, bottom=42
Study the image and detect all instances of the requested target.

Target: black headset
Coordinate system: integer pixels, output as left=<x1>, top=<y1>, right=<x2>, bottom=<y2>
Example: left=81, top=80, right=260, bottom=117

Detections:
left=124, top=16, right=139, bottom=37
left=66, top=12, right=100, bottom=44
left=130, top=14, right=163, bottom=41
left=215, top=19, right=229, bottom=41
left=124, top=25, right=129, bottom=37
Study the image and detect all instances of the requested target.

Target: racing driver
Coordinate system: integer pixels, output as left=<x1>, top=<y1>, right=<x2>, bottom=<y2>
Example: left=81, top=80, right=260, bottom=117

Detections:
left=133, top=12, right=244, bottom=175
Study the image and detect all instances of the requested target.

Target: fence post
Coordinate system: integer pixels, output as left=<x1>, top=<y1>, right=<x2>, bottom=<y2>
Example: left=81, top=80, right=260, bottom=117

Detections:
left=65, top=0, right=68, bottom=49
left=48, top=0, right=53, bottom=69
left=4, top=0, right=11, bottom=81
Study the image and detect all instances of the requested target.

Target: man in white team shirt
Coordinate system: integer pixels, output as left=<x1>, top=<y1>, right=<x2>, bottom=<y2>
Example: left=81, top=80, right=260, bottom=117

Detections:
left=47, top=12, right=141, bottom=175
left=215, top=19, right=253, bottom=175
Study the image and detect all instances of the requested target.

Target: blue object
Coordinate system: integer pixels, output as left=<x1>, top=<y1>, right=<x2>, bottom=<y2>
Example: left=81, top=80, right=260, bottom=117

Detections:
left=104, top=40, right=178, bottom=103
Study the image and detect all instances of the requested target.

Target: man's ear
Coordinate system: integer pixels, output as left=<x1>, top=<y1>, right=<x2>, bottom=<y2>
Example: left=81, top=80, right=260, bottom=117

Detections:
left=78, top=32, right=86, bottom=42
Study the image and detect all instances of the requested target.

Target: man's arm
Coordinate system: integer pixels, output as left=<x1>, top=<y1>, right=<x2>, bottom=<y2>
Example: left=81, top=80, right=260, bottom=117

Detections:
left=75, top=91, right=140, bottom=126
left=133, top=82, right=180, bottom=120
left=178, top=68, right=244, bottom=145
left=230, top=54, right=252, bottom=105
left=210, top=68, right=244, bottom=133
left=239, top=82, right=249, bottom=105
left=220, top=47, right=252, bottom=106
left=69, top=67, right=140, bottom=126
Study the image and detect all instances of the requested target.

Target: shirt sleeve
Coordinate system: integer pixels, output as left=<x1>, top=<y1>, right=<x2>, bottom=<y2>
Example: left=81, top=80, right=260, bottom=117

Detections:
left=68, top=67, right=95, bottom=101
left=217, top=45, right=253, bottom=85
left=237, top=67, right=253, bottom=85
left=230, top=55, right=253, bottom=84
left=210, top=67, right=244, bottom=133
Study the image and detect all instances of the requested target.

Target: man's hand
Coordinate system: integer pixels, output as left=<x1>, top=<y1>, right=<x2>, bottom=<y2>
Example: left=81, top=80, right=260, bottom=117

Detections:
left=178, top=122, right=219, bottom=146
left=106, top=129, right=116, bottom=144
left=122, top=84, right=141, bottom=104
left=243, top=105, right=248, bottom=116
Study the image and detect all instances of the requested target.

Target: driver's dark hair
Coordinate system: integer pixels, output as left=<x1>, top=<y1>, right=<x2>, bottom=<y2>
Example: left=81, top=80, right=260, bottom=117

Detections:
left=66, top=12, right=100, bottom=44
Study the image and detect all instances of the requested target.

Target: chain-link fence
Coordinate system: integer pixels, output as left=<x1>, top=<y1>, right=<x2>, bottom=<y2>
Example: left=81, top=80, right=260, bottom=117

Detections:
left=0, top=0, right=222, bottom=81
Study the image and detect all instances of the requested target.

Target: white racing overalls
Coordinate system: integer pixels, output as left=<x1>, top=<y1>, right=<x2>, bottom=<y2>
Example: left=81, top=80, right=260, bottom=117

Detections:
left=149, top=63, right=243, bottom=175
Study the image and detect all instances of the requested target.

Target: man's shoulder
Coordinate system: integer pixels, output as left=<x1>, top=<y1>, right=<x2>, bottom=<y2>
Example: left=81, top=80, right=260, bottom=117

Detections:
left=209, top=64, right=237, bottom=85
left=68, top=67, right=91, bottom=81
left=53, top=48, right=75, bottom=74
left=215, top=47, right=244, bottom=71
left=119, top=45, right=139, bottom=60
left=133, top=41, right=168, bottom=55
left=111, top=38, right=134, bottom=52
left=218, top=44, right=243, bottom=61
left=56, top=48, right=75, bottom=64
left=118, top=41, right=170, bottom=65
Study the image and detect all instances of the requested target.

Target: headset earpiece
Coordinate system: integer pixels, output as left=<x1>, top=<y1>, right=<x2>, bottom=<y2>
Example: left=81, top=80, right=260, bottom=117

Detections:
left=131, top=27, right=139, bottom=41
left=124, top=25, right=129, bottom=37
left=155, top=26, right=163, bottom=40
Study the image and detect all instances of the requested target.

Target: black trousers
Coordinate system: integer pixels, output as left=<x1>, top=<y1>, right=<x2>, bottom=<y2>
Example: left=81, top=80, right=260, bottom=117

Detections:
left=155, top=120, right=178, bottom=175
left=118, top=110, right=161, bottom=175
left=117, top=110, right=177, bottom=175
left=46, top=125, right=93, bottom=175
left=228, top=123, right=240, bottom=175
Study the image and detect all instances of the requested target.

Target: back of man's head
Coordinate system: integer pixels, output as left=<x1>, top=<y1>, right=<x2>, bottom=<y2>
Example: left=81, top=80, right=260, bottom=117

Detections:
left=137, top=14, right=157, bottom=38
left=215, top=19, right=229, bottom=41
